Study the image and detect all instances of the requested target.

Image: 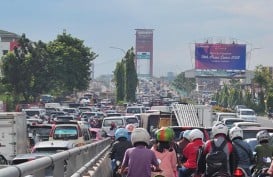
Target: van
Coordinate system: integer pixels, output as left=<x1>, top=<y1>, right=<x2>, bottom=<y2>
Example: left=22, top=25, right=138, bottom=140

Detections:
left=236, top=108, right=257, bottom=122
left=101, top=116, right=139, bottom=135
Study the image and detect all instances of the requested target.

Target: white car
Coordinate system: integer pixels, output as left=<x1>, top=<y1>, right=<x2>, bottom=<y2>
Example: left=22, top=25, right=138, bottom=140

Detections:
left=232, top=122, right=261, bottom=129
left=32, top=140, right=76, bottom=153
left=236, top=108, right=257, bottom=122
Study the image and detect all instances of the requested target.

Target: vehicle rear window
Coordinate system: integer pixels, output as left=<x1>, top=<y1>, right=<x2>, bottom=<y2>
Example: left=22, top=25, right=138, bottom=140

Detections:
left=53, top=127, right=78, bottom=140
left=126, top=108, right=141, bottom=114
left=33, top=147, right=69, bottom=153
left=103, top=119, right=124, bottom=126
left=126, top=118, right=138, bottom=124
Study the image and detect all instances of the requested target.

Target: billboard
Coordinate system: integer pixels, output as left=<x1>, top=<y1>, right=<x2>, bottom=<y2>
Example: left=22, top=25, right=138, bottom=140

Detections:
left=195, top=43, right=246, bottom=70
left=135, top=29, right=153, bottom=77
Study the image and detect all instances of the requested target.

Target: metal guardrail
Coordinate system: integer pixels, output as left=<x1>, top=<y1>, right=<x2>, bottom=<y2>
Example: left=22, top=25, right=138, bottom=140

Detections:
left=0, top=138, right=112, bottom=177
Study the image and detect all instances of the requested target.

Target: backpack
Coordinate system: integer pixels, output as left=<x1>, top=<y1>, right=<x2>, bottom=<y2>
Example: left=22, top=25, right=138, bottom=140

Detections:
left=205, top=140, right=229, bottom=177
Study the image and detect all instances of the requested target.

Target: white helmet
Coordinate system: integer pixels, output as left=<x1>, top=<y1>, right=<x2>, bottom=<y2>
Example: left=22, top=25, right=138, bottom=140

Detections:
left=211, top=123, right=228, bottom=137
left=183, top=130, right=192, bottom=141
left=256, top=130, right=270, bottom=143
left=229, top=127, right=243, bottom=140
left=131, top=128, right=150, bottom=146
left=189, top=129, right=203, bottom=141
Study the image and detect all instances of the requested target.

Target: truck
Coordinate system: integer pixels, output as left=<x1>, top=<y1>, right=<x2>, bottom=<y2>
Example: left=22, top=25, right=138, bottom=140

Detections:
left=0, top=112, right=28, bottom=164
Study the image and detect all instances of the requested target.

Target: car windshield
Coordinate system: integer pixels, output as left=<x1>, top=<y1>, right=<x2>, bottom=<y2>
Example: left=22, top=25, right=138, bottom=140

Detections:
left=53, top=127, right=78, bottom=140
left=241, top=111, right=255, bottom=115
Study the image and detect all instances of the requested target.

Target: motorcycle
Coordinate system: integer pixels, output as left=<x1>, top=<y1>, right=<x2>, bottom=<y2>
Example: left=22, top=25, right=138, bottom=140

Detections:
left=112, top=159, right=125, bottom=177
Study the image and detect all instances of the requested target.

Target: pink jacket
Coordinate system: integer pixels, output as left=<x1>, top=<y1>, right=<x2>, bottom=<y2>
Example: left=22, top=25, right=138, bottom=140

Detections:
left=151, top=147, right=177, bottom=177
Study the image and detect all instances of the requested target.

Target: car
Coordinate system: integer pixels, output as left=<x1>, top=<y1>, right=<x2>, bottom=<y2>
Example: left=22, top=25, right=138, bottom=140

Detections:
left=221, top=118, right=245, bottom=129
left=241, top=127, right=273, bottom=139
left=236, top=108, right=257, bottom=122
left=28, top=124, right=54, bottom=145
left=23, top=108, right=47, bottom=119
left=234, top=105, right=248, bottom=111
left=53, top=115, right=75, bottom=122
left=212, top=112, right=237, bottom=125
left=26, top=117, right=44, bottom=126
left=49, top=121, right=92, bottom=147
left=232, top=122, right=262, bottom=129
left=101, top=116, right=126, bottom=135
left=31, top=140, right=76, bottom=153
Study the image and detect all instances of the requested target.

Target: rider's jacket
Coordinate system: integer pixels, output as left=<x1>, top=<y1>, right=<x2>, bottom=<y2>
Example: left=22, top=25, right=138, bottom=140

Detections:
left=183, top=138, right=204, bottom=169
left=254, top=143, right=273, bottom=170
left=109, top=137, right=132, bottom=162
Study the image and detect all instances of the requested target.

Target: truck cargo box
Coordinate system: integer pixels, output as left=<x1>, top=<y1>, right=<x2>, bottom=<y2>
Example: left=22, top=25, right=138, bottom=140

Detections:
left=0, top=112, right=28, bottom=163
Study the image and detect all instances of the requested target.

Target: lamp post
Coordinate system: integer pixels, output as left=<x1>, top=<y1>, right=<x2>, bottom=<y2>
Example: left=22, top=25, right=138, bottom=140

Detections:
left=109, top=46, right=126, bottom=55
left=247, top=47, right=262, bottom=69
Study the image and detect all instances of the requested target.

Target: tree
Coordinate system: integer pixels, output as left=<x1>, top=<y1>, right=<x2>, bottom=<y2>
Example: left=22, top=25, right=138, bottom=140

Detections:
left=124, top=47, right=138, bottom=102
left=1, top=34, right=50, bottom=102
left=172, top=72, right=196, bottom=96
left=47, top=32, right=98, bottom=97
left=114, top=62, right=125, bottom=102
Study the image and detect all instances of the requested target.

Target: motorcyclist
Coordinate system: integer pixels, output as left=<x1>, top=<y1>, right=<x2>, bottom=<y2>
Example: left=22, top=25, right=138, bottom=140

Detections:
left=179, top=129, right=204, bottom=177
left=229, top=126, right=254, bottom=176
left=252, top=130, right=273, bottom=177
left=151, top=127, right=177, bottom=177
left=196, top=123, right=236, bottom=177
left=109, top=128, right=132, bottom=177
left=119, top=128, right=161, bottom=177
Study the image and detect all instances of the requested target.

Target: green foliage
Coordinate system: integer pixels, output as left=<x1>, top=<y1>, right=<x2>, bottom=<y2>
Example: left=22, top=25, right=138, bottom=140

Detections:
left=0, top=33, right=97, bottom=105
left=114, top=62, right=125, bottom=102
left=124, top=47, right=138, bottom=102
left=172, top=72, right=196, bottom=96
left=113, top=47, right=138, bottom=103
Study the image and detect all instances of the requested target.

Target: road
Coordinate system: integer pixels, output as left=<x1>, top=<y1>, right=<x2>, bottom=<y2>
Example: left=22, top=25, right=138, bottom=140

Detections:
left=257, top=116, right=273, bottom=127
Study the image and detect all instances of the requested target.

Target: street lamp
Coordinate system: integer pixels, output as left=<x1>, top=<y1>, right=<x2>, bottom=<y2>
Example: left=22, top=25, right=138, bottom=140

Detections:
left=109, top=46, right=126, bottom=55
left=247, top=47, right=262, bottom=69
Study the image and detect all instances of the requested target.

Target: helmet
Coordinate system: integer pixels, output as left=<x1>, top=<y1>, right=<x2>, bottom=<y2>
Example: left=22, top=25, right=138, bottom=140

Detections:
left=211, top=123, right=228, bottom=137
left=114, top=128, right=129, bottom=140
left=131, top=128, right=150, bottom=146
left=189, top=129, right=203, bottom=141
left=183, top=130, right=192, bottom=141
left=126, top=124, right=136, bottom=133
left=229, top=127, right=243, bottom=140
left=256, top=130, right=270, bottom=143
left=155, top=127, right=174, bottom=142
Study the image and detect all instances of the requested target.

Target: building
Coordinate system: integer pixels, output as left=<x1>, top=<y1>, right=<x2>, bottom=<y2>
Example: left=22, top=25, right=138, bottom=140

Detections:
left=135, top=29, right=154, bottom=78
left=0, top=29, right=20, bottom=77
left=0, top=29, right=20, bottom=58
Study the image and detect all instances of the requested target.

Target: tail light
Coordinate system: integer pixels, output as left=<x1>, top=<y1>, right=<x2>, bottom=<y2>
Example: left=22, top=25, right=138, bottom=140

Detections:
left=233, top=168, right=244, bottom=177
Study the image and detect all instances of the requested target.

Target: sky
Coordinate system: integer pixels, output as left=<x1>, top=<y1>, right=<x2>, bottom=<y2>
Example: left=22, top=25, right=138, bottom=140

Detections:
left=1, top=0, right=273, bottom=78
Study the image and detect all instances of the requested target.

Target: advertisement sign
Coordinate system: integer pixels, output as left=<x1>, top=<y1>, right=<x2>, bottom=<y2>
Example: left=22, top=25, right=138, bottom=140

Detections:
left=135, top=29, right=153, bottom=77
left=195, top=43, right=246, bottom=70
left=137, top=52, right=150, bottom=59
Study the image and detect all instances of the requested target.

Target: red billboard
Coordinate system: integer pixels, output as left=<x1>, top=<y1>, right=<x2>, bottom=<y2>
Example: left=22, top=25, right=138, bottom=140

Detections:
left=195, top=43, right=246, bottom=70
